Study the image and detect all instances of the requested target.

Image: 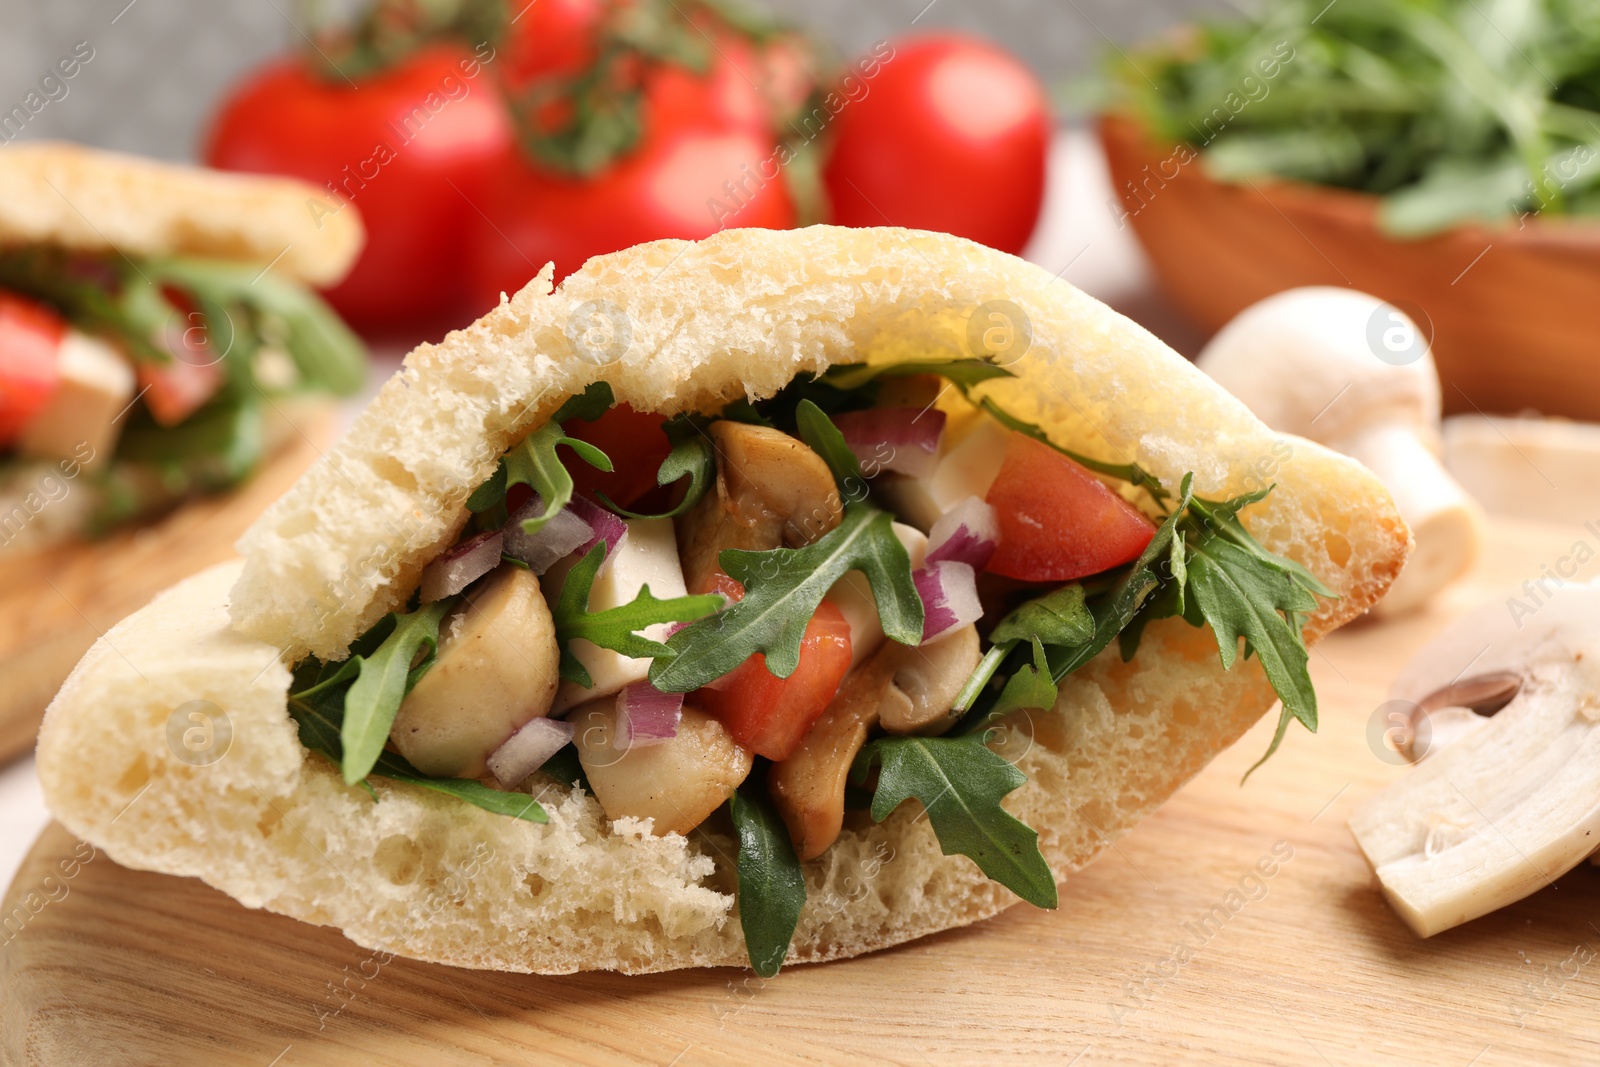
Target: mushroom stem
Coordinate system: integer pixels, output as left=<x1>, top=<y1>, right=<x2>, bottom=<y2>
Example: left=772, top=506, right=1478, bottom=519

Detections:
left=1331, top=422, right=1482, bottom=616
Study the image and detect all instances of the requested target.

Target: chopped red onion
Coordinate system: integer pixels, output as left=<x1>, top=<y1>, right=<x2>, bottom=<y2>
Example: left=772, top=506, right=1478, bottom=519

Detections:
left=616, top=682, right=684, bottom=748
left=568, top=495, right=628, bottom=559
left=832, top=408, right=945, bottom=479
left=487, top=716, right=574, bottom=788
left=913, top=560, right=982, bottom=643
left=419, top=530, right=504, bottom=602
left=503, top=496, right=591, bottom=573
left=927, top=496, right=1000, bottom=569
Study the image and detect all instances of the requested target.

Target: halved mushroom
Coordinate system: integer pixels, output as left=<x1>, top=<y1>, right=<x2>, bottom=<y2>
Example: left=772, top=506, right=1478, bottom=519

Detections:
left=676, top=420, right=843, bottom=594
left=769, top=624, right=981, bottom=859
left=573, top=701, right=753, bottom=836
left=390, top=564, right=561, bottom=779
left=1349, top=585, right=1600, bottom=936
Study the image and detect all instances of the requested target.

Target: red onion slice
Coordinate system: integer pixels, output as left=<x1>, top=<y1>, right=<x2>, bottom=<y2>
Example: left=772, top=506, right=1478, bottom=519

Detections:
left=504, top=495, right=592, bottom=573
left=913, top=560, right=982, bottom=643
left=832, top=407, right=945, bottom=479
left=927, top=496, right=1000, bottom=569
left=487, top=716, right=575, bottom=788
left=568, top=495, right=628, bottom=560
left=616, top=681, right=683, bottom=748
left=419, top=530, right=504, bottom=602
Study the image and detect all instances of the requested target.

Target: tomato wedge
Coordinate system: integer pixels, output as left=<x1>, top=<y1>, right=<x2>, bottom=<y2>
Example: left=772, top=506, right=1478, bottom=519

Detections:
left=0, top=292, right=66, bottom=446
left=564, top=403, right=673, bottom=511
left=984, top=432, right=1156, bottom=582
left=696, top=581, right=852, bottom=761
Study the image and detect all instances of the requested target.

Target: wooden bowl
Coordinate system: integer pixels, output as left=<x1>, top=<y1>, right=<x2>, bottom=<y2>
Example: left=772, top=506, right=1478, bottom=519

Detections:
left=1098, top=113, right=1600, bottom=421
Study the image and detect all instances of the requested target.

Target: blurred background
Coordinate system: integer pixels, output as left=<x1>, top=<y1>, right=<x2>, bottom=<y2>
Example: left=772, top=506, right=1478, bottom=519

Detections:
left=0, top=0, right=1227, bottom=160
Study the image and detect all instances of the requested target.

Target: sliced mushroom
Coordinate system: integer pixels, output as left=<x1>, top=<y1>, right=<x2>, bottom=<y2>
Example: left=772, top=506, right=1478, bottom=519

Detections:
left=769, top=624, right=981, bottom=859
left=1394, top=670, right=1522, bottom=762
left=390, top=564, right=561, bottom=779
left=676, top=420, right=842, bottom=593
left=1349, top=586, right=1600, bottom=936
left=574, top=701, right=753, bottom=836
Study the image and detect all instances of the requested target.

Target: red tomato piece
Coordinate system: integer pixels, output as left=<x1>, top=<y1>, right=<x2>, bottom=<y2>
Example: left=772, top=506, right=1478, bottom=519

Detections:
left=563, top=403, right=672, bottom=510
left=0, top=292, right=66, bottom=446
left=137, top=359, right=225, bottom=427
left=823, top=34, right=1050, bottom=254
left=984, top=433, right=1156, bottom=582
left=206, top=45, right=513, bottom=335
left=697, top=599, right=852, bottom=761
left=499, top=0, right=607, bottom=92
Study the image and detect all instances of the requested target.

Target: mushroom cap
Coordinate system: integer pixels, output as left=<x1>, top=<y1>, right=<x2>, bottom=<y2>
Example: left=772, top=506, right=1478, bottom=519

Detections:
left=1196, top=287, right=1441, bottom=446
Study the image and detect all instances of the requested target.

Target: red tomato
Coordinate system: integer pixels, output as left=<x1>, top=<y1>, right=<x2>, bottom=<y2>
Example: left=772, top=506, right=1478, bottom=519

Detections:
left=984, top=433, right=1156, bottom=582
left=206, top=45, right=513, bottom=335
left=499, top=0, right=607, bottom=92
left=138, top=359, right=225, bottom=427
left=467, top=50, right=794, bottom=306
left=698, top=598, right=853, bottom=761
left=823, top=34, right=1050, bottom=254
left=0, top=292, right=66, bottom=445
left=564, top=403, right=672, bottom=509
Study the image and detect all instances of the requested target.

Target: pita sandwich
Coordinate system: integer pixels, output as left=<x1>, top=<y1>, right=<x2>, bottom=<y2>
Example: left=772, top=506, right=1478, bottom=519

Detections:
left=37, top=226, right=1408, bottom=975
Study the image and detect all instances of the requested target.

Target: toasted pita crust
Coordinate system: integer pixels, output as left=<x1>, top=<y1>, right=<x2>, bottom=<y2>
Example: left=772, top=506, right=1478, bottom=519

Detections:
left=36, top=227, right=1409, bottom=974
left=0, top=142, right=361, bottom=286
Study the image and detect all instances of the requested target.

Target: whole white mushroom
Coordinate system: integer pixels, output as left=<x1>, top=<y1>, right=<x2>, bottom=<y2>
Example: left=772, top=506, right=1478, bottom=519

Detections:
left=1196, top=287, right=1483, bottom=615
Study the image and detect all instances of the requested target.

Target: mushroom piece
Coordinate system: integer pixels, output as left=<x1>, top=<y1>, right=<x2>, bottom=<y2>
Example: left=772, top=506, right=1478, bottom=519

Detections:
left=390, top=564, right=561, bottom=779
left=1196, top=287, right=1483, bottom=615
left=573, top=701, right=753, bottom=836
left=1348, top=583, right=1600, bottom=937
left=769, top=624, right=981, bottom=860
left=676, top=420, right=843, bottom=594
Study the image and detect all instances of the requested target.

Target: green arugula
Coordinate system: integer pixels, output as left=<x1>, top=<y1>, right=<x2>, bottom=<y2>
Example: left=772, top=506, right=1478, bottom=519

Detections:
left=600, top=413, right=716, bottom=520
left=337, top=599, right=455, bottom=784
left=953, top=584, right=1093, bottom=714
left=820, top=358, right=1017, bottom=392
left=551, top=542, right=723, bottom=687
left=287, top=641, right=548, bottom=824
left=852, top=735, right=1058, bottom=909
left=466, top=382, right=616, bottom=531
left=730, top=785, right=808, bottom=978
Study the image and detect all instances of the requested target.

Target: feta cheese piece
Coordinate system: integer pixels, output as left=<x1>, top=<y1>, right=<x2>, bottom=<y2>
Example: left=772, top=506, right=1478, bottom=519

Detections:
left=548, top=516, right=690, bottom=713
left=877, top=413, right=1009, bottom=530
left=18, top=330, right=134, bottom=469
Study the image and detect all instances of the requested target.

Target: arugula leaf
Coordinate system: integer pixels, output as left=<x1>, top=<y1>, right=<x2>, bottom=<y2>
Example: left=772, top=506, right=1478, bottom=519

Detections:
left=601, top=414, right=716, bottom=520
left=821, top=358, right=1017, bottom=391
left=286, top=665, right=547, bottom=823
left=466, top=382, right=615, bottom=523
left=730, top=785, right=807, bottom=978
left=339, top=599, right=454, bottom=785
left=964, top=638, right=1061, bottom=736
left=649, top=505, right=922, bottom=691
left=852, top=735, right=1057, bottom=908
left=1186, top=535, right=1322, bottom=777
left=551, top=542, right=723, bottom=687
left=990, top=585, right=1094, bottom=647
left=794, top=398, right=868, bottom=500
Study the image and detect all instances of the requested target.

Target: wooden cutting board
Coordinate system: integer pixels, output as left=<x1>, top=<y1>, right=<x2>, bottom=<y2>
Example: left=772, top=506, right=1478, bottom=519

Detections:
left=0, top=409, right=334, bottom=767
left=5, top=515, right=1600, bottom=1067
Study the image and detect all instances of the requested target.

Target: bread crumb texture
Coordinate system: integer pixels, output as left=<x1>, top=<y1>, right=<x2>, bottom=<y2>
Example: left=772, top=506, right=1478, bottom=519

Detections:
left=38, top=227, right=1408, bottom=973
left=0, top=141, right=362, bottom=285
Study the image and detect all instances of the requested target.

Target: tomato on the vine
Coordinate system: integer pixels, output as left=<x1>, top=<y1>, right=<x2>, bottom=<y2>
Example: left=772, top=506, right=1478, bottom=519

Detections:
left=498, top=0, right=607, bottom=91
left=206, top=44, right=513, bottom=336
left=823, top=34, right=1051, bottom=254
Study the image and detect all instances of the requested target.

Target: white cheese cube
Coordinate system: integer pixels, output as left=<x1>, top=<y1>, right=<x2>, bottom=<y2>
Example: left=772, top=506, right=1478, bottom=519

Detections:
left=547, top=516, right=691, bottom=713
left=18, top=330, right=134, bottom=469
left=825, top=522, right=928, bottom=667
left=878, top=413, right=1009, bottom=530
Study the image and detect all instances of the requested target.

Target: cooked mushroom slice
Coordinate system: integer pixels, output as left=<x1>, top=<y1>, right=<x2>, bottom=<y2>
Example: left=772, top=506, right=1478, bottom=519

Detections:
left=677, top=420, right=843, bottom=593
left=769, top=625, right=981, bottom=859
left=390, top=564, right=561, bottom=779
left=1349, top=586, right=1600, bottom=936
left=1392, top=670, right=1522, bottom=762
left=574, top=702, right=753, bottom=836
